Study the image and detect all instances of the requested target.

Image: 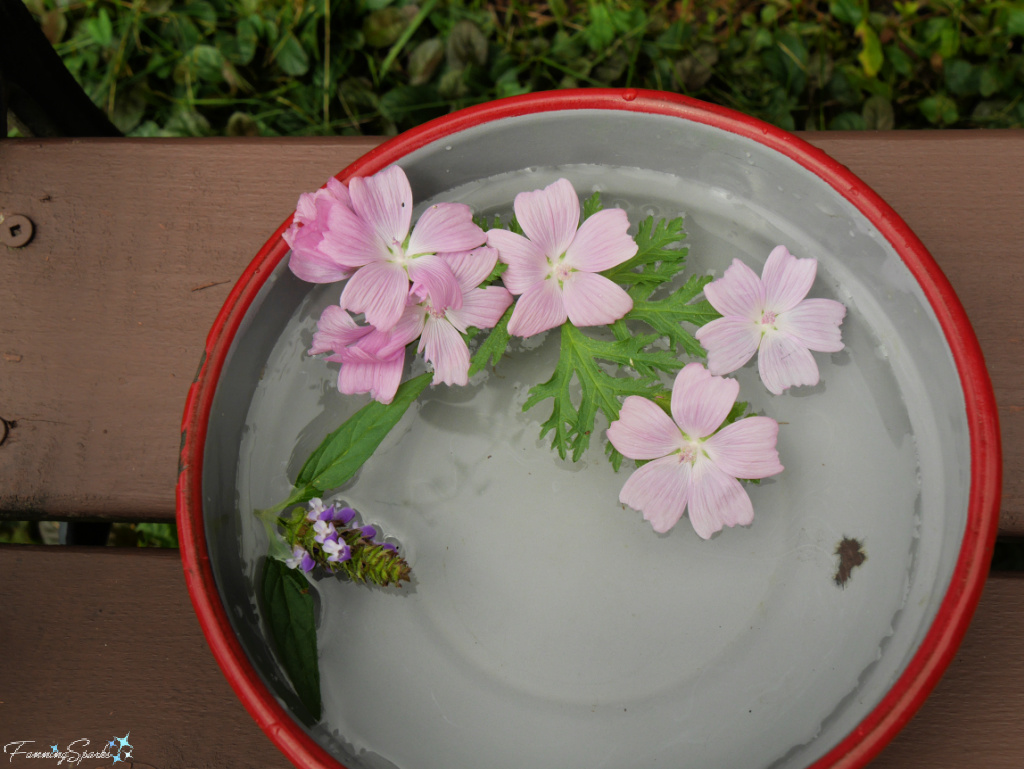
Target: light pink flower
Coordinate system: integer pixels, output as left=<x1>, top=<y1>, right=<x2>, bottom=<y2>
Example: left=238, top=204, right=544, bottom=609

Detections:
left=606, top=363, right=783, bottom=538
left=410, top=247, right=514, bottom=386
left=283, top=178, right=356, bottom=284
left=695, top=246, right=846, bottom=395
left=321, top=165, right=486, bottom=331
left=486, top=178, right=637, bottom=337
left=310, top=302, right=423, bottom=404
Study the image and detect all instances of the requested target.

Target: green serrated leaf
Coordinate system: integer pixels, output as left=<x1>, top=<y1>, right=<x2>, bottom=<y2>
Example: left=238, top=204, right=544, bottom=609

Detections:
left=581, top=190, right=603, bottom=221
left=604, top=215, right=687, bottom=287
left=624, top=274, right=719, bottom=356
left=293, top=373, right=432, bottom=496
left=523, top=323, right=675, bottom=461
left=468, top=305, right=513, bottom=377
left=261, top=559, right=321, bottom=720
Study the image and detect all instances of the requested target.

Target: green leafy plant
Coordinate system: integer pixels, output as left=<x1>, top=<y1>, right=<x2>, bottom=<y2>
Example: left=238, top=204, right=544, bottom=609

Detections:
left=17, top=0, right=1024, bottom=139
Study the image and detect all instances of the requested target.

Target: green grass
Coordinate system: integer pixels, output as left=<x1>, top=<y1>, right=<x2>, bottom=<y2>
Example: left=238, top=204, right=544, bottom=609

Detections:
left=15, top=0, right=1024, bottom=138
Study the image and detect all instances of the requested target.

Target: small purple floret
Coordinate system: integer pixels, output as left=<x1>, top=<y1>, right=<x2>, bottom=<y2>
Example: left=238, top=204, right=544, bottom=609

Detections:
left=323, top=539, right=352, bottom=563
left=360, top=524, right=378, bottom=540
left=333, top=506, right=357, bottom=525
left=313, top=520, right=336, bottom=544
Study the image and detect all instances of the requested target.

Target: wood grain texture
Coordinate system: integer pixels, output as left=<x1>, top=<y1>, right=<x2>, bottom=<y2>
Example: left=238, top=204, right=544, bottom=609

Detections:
left=1, top=545, right=1021, bottom=768
left=0, top=134, right=1021, bottom=533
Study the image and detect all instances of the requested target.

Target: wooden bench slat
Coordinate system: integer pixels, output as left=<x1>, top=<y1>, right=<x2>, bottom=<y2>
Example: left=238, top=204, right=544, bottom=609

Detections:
left=1, top=545, right=1021, bottom=767
left=1, top=134, right=1021, bottom=535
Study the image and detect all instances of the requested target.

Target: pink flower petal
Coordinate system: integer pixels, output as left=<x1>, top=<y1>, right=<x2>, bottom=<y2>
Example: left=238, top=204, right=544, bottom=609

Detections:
left=561, top=271, right=633, bottom=327
left=704, top=259, right=765, bottom=320
left=670, top=363, right=739, bottom=440
left=513, top=178, right=579, bottom=259
left=687, top=459, right=754, bottom=539
left=407, top=203, right=485, bottom=256
left=339, top=261, right=411, bottom=331
left=336, top=349, right=406, bottom=404
left=320, top=202, right=388, bottom=268
left=286, top=227, right=353, bottom=283
left=447, top=285, right=513, bottom=333
left=294, top=190, right=318, bottom=223
left=374, top=302, right=426, bottom=357
left=563, top=208, right=638, bottom=272
left=757, top=331, right=820, bottom=394
left=694, top=316, right=761, bottom=376
left=408, top=253, right=462, bottom=313
left=761, top=246, right=817, bottom=313
left=486, top=229, right=550, bottom=294
left=777, top=298, right=846, bottom=352
left=606, top=396, right=684, bottom=460
left=323, top=176, right=352, bottom=207
left=619, top=455, right=692, bottom=534
left=506, top=279, right=567, bottom=337
left=349, top=165, right=413, bottom=247
left=309, top=305, right=370, bottom=355
left=704, top=416, right=783, bottom=480
left=418, top=316, right=471, bottom=386
left=444, top=247, right=499, bottom=293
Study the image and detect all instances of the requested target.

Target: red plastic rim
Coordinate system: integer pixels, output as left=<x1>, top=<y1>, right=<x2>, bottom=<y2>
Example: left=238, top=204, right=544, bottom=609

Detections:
left=176, top=89, right=1001, bottom=769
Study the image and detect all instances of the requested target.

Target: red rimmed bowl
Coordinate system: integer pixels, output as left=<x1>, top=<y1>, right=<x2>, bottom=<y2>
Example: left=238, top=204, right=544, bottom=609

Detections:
left=177, top=89, right=1000, bottom=769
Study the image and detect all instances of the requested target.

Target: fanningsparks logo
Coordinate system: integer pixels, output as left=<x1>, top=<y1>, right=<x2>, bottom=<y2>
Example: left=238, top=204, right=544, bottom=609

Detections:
left=3, top=734, right=133, bottom=765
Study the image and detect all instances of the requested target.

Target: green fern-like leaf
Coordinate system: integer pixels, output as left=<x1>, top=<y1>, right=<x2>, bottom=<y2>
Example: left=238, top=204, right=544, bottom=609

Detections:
left=523, top=323, right=682, bottom=461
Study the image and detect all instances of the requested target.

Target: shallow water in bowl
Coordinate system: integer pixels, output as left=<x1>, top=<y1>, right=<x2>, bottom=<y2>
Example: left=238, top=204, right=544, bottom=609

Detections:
left=235, top=165, right=921, bottom=769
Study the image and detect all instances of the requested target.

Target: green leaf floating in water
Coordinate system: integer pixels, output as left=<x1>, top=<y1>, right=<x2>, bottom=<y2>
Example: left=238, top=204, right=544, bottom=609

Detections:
left=261, top=557, right=321, bottom=720
left=264, top=372, right=433, bottom=517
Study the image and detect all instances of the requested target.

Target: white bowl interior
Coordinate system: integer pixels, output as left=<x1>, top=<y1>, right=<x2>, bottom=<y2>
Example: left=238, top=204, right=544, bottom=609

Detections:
left=202, top=109, right=968, bottom=769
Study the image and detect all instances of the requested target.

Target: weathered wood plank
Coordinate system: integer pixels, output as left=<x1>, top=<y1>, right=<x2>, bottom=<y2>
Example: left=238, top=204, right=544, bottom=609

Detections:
left=0, top=545, right=1021, bottom=768
left=1, top=134, right=1021, bottom=533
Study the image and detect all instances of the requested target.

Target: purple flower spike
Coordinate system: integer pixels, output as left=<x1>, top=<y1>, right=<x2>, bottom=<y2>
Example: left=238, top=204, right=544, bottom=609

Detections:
left=300, top=552, right=317, bottom=573
left=360, top=524, right=378, bottom=540
left=318, top=504, right=337, bottom=522
left=381, top=542, right=398, bottom=553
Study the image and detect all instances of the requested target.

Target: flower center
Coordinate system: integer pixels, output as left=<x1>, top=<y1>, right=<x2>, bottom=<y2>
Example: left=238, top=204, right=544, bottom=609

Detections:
left=760, top=309, right=778, bottom=331
left=678, top=441, right=699, bottom=465
left=388, top=238, right=408, bottom=265
left=550, top=258, right=573, bottom=283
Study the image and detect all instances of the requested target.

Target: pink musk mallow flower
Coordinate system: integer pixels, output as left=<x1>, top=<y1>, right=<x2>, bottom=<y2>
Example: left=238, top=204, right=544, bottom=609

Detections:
left=309, top=300, right=424, bottom=404
left=606, top=363, right=783, bottom=539
left=284, top=177, right=356, bottom=284
left=486, top=178, right=637, bottom=337
left=324, top=165, right=487, bottom=331
left=695, top=246, right=847, bottom=395
left=410, top=247, right=513, bottom=387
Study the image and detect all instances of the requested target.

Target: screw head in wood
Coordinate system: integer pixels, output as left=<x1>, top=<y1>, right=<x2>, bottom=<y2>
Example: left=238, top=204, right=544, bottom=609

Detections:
left=1, top=214, right=34, bottom=248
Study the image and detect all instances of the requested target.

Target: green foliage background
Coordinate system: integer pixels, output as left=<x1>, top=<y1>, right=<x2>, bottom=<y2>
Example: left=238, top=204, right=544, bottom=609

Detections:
left=18, top=0, right=1024, bottom=137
